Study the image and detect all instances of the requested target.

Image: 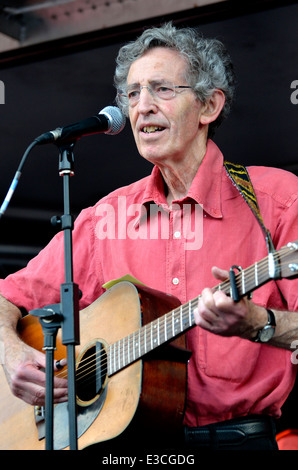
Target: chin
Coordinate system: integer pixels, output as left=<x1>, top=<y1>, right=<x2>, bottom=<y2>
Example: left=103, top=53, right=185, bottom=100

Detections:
left=140, top=152, right=165, bottom=165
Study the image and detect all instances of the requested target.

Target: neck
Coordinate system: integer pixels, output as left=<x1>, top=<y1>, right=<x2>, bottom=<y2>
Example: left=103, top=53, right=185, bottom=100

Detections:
left=160, top=142, right=207, bottom=206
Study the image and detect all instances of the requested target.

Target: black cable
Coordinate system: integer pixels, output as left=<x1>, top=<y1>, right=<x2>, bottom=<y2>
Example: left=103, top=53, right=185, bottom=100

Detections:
left=0, top=139, right=39, bottom=219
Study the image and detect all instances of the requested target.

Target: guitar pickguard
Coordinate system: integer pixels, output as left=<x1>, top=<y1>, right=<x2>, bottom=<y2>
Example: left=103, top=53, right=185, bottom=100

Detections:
left=53, top=386, right=107, bottom=449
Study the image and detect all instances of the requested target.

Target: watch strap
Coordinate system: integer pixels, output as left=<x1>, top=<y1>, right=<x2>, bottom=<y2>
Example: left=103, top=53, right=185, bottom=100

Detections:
left=266, top=309, right=276, bottom=327
left=251, top=309, right=276, bottom=343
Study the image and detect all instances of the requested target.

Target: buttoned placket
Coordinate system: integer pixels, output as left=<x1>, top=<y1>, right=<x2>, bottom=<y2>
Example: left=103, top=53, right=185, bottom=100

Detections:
left=166, top=205, right=187, bottom=303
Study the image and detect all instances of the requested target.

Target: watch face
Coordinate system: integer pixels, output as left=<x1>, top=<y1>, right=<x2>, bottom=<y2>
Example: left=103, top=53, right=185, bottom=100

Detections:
left=259, top=325, right=275, bottom=342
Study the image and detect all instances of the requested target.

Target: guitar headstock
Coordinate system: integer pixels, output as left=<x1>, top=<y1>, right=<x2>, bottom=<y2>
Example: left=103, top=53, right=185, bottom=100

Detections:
left=280, top=241, right=298, bottom=279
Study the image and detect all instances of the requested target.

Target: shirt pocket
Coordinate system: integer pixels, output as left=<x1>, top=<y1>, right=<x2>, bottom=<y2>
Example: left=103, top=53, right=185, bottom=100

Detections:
left=198, top=329, right=261, bottom=383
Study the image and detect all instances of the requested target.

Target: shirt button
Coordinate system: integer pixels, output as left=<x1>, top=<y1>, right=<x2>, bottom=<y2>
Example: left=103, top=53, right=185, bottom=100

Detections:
left=172, top=277, right=180, bottom=285
left=174, top=231, right=181, bottom=239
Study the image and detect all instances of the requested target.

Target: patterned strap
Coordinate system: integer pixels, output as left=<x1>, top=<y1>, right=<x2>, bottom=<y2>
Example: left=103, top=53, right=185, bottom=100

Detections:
left=224, top=161, right=275, bottom=254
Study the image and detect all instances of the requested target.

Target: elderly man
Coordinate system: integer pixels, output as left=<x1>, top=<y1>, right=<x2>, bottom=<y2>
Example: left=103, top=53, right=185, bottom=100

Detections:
left=0, top=23, right=297, bottom=450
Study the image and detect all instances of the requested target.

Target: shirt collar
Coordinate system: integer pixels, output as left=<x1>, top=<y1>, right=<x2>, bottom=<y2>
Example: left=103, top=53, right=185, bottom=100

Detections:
left=186, top=139, right=223, bottom=218
left=141, top=139, right=224, bottom=219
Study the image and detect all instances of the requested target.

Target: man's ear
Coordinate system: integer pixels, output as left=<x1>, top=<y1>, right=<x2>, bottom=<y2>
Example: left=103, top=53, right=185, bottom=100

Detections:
left=200, top=89, right=226, bottom=126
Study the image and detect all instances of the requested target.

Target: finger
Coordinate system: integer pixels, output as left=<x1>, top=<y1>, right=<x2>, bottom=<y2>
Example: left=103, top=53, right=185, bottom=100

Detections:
left=195, top=290, right=218, bottom=328
left=53, top=387, right=68, bottom=403
left=11, top=364, right=47, bottom=405
left=16, top=367, right=67, bottom=405
left=53, top=372, right=68, bottom=391
left=54, top=359, right=68, bottom=402
left=193, top=307, right=212, bottom=329
left=211, top=266, right=229, bottom=281
left=199, top=288, right=221, bottom=317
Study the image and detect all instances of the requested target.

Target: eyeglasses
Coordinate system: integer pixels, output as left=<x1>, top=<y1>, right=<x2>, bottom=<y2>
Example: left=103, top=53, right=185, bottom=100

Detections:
left=119, top=81, right=193, bottom=107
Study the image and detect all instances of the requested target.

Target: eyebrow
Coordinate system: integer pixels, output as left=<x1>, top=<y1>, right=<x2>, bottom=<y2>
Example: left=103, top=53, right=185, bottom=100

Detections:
left=126, top=79, right=172, bottom=88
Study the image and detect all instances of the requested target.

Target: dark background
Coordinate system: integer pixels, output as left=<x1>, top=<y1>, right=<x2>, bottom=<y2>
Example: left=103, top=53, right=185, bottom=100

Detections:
left=0, top=1, right=297, bottom=274
left=0, top=0, right=297, bottom=433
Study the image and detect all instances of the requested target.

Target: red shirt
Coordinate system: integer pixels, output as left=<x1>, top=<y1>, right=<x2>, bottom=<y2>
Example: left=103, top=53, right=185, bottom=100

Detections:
left=1, top=139, right=298, bottom=426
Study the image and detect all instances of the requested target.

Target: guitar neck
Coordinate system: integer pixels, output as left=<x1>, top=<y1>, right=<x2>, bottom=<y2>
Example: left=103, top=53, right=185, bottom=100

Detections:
left=108, top=299, right=196, bottom=376
left=108, top=243, right=297, bottom=376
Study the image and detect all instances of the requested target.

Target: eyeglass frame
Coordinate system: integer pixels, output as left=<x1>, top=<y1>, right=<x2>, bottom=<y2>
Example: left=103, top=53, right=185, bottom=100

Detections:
left=118, top=81, right=194, bottom=107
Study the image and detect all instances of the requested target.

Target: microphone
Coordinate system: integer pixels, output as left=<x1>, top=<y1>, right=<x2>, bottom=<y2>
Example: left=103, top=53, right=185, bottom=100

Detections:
left=35, top=106, right=126, bottom=145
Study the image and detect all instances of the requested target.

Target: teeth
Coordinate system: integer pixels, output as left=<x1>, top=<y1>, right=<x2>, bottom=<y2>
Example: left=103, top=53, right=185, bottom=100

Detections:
left=142, top=126, right=163, bottom=133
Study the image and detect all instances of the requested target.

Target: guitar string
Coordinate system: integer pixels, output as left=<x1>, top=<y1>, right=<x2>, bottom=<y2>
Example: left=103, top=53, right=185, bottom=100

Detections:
left=54, top=248, right=295, bottom=389
left=55, top=248, right=293, bottom=386
left=56, top=254, right=292, bottom=388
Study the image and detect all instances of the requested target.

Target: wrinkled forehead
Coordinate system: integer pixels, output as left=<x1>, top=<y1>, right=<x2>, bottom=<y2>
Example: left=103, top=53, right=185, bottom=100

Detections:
left=127, top=47, right=189, bottom=85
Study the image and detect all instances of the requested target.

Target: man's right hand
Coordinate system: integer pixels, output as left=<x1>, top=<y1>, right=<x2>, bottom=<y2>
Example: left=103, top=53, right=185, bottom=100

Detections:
left=3, top=338, right=68, bottom=406
left=0, top=294, right=68, bottom=406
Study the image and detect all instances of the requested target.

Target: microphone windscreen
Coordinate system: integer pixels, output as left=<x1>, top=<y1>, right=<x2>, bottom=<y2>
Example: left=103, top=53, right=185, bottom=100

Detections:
left=100, top=106, right=126, bottom=135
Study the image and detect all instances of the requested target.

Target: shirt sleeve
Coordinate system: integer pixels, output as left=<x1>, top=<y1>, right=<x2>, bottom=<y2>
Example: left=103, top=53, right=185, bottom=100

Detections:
left=273, top=194, right=298, bottom=312
left=0, top=205, right=104, bottom=314
left=250, top=166, right=298, bottom=312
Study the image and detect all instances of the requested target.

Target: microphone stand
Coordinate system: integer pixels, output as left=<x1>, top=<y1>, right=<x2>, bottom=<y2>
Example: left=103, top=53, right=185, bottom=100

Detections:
left=31, top=142, right=80, bottom=450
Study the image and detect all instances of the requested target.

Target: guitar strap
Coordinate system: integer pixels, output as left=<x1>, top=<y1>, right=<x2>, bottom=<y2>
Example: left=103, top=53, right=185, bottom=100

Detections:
left=224, top=161, right=276, bottom=254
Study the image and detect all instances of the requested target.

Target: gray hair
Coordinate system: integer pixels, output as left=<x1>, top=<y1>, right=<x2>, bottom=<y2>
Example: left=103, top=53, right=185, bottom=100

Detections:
left=114, top=23, right=236, bottom=137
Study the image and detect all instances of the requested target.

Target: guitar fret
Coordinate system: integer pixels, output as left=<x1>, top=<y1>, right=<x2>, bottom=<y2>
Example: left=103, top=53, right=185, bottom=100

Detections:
left=122, top=339, right=124, bottom=368
left=118, top=340, right=120, bottom=370
left=241, top=270, right=244, bottom=295
left=144, top=325, right=147, bottom=355
left=110, top=343, right=113, bottom=374
left=122, top=338, right=125, bottom=368
left=172, top=311, right=175, bottom=337
left=125, top=337, right=128, bottom=367
left=131, top=332, right=134, bottom=361
left=174, top=311, right=180, bottom=336
left=147, top=325, right=150, bottom=353
left=135, top=331, right=138, bottom=359
left=189, top=301, right=192, bottom=327
left=121, top=338, right=126, bottom=367
left=180, top=306, right=183, bottom=332
left=151, top=322, right=154, bottom=350
left=127, top=335, right=130, bottom=365
left=133, top=332, right=136, bottom=361
left=150, top=322, right=154, bottom=350
left=113, top=343, right=116, bottom=374
left=255, top=261, right=259, bottom=286
left=108, top=345, right=112, bottom=375
left=120, top=339, right=123, bottom=369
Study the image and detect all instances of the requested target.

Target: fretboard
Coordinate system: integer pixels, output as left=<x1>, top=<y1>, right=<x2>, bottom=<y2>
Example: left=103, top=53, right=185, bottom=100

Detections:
left=108, top=298, right=197, bottom=376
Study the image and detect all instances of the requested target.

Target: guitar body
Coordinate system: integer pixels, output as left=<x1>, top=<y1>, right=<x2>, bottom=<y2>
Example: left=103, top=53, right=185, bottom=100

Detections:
left=2, top=240, right=297, bottom=450
left=0, top=281, right=189, bottom=450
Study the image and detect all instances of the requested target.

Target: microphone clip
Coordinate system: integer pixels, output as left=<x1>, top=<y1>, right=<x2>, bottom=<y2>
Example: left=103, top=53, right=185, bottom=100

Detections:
left=58, top=142, right=75, bottom=176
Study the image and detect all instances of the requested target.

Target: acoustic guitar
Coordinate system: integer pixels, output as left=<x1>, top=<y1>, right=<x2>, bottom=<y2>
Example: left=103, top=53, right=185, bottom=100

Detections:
left=0, top=241, right=297, bottom=450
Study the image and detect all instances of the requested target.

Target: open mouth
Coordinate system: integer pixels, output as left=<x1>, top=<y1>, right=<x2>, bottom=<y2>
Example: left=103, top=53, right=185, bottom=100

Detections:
left=141, top=126, right=165, bottom=133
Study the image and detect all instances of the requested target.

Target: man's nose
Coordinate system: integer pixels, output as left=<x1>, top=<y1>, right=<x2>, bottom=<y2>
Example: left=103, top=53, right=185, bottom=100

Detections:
left=137, top=86, right=156, bottom=112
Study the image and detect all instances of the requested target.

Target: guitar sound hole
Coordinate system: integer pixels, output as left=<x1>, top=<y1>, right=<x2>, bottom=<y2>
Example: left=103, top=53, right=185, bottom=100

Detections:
left=76, top=340, right=108, bottom=406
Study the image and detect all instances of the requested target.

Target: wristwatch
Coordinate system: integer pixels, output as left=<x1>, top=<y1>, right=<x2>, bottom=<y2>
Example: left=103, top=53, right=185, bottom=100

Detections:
left=251, top=309, right=276, bottom=343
